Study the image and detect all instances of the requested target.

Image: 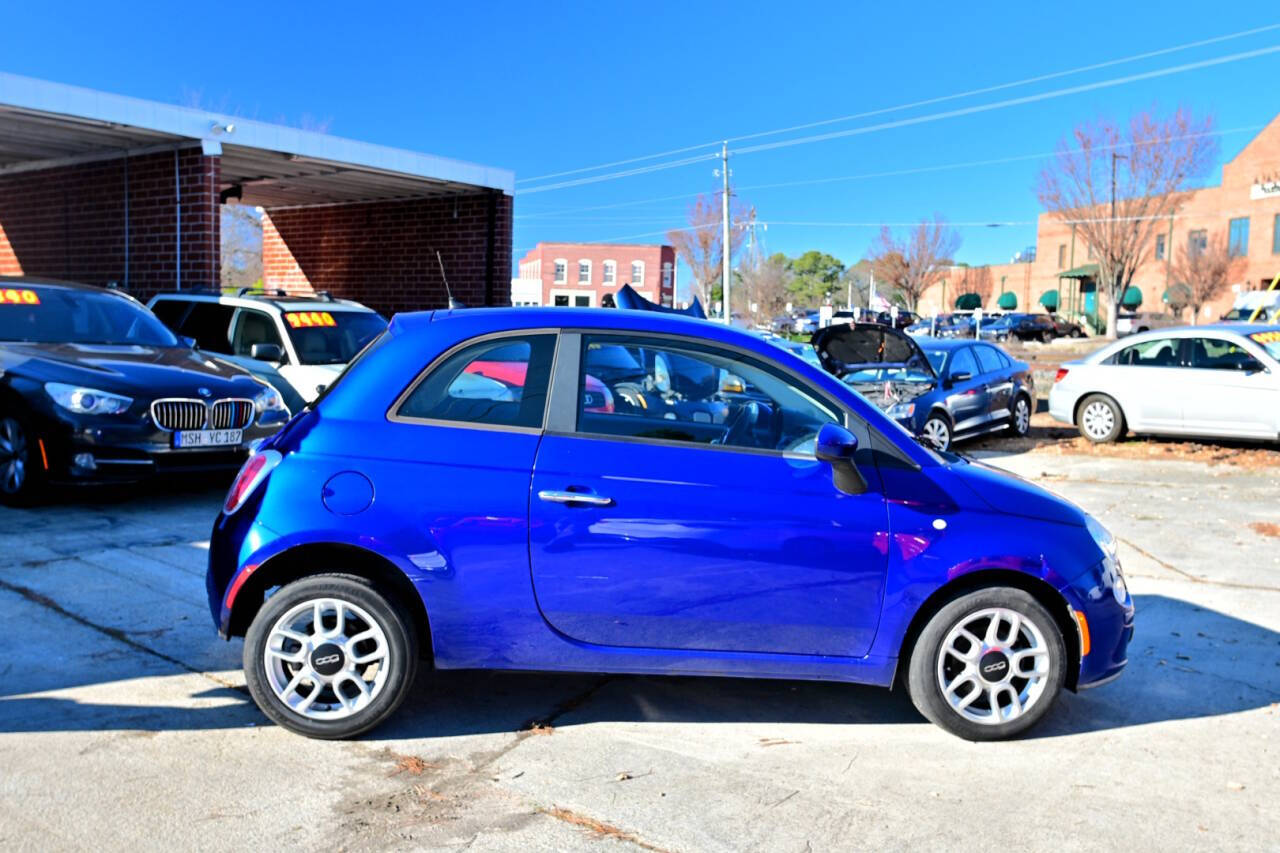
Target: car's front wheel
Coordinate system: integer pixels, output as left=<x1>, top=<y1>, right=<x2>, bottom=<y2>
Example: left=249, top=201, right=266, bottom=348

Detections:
left=921, top=413, right=952, bottom=451
left=906, top=587, right=1066, bottom=740
left=1077, top=394, right=1125, bottom=443
left=1007, top=394, right=1032, bottom=436
left=243, top=573, right=418, bottom=739
left=0, top=412, right=45, bottom=507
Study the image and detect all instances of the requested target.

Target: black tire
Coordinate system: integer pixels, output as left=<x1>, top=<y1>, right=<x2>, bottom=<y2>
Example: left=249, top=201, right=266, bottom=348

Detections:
left=243, top=573, right=419, bottom=739
left=1039, top=330, right=1053, bottom=344
left=0, top=410, right=46, bottom=507
left=906, top=587, right=1066, bottom=741
left=1070, top=327, right=1083, bottom=339
left=921, top=412, right=952, bottom=451
left=1076, top=393, right=1125, bottom=443
left=1006, top=393, right=1032, bottom=436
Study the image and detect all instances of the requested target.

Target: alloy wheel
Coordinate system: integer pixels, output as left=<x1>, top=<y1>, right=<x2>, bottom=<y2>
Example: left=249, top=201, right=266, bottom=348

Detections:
left=1081, top=401, right=1115, bottom=440
left=0, top=417, right=27, bottom=495
left=922, top=417, right=950, bottom=450
left=1013, top=398, right=1031, bottom=434
left=935, top=607, right=1051, bottom=725
left=263, top=597, right=390, bottom=720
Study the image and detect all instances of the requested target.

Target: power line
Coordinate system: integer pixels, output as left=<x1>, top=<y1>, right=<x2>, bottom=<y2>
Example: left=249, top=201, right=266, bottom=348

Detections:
left=514, top=23, right=1280, bottom=186
left=514, top=44, right=1280, bottom=196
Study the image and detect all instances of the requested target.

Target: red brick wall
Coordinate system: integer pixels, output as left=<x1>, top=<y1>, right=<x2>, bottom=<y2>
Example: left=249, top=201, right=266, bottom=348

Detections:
left=261, top=191, right=513, bottom=317
left=0, top=147, right=220, bottom=298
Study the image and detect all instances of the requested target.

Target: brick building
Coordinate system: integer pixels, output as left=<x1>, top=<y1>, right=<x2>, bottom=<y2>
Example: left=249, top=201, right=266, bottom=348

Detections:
left=513, top=242, right=676, bottom=307
left=917, top=113, right=1280, bottom=324
left=0, top=73, right=513, bottom=316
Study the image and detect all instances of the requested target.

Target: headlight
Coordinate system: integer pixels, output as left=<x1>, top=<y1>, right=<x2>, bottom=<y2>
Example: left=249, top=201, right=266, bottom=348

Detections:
left=253, top=384, right=288, bottom=415
left=886, top=402, right=916, bottom=419
left=45, top=382, right=132, bottom=415
left=1084, top=514, right=1116, bottom=559
left=1085, top=514, right=1127, bottom=603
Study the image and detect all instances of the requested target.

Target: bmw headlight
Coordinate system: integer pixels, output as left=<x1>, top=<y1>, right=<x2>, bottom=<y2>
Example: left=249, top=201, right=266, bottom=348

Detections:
left=886, top=401, right=916, bottom=419
left=253, top=384, right=290, bottom=422
left=45, top=382, right=132, bottom=415
left=1085, top=514, right=1127, bottom=603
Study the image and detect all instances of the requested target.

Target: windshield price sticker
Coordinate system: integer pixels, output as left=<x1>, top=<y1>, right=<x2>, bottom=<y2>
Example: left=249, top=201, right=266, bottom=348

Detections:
left=1, top=288, right=40, bottom=305
left=285, top=311, right=336, bottom=328
left=1250, top=331, right=1280, bottom=345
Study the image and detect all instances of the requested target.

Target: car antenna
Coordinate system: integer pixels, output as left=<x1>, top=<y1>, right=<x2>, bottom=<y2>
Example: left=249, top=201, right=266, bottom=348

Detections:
left=436, top=250, right=465, bottom=310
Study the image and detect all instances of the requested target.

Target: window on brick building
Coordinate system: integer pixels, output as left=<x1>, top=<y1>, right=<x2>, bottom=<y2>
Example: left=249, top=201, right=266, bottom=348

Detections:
left=1188, top=229, right=1207, bottom=258
left=578, top=260, right=592, bottom=284
left=1274, top=214, right=1280, bottom=255
left=1057, top=244, right=1066, bottom=268
left=631, top=261, right=645, bottom=285
left=553, top=259, right=567, bottom=283
left=1154, top=233, right=1166, bottom=261
left=602, top=260, right=616, bottom=285
left=662, top=262, right=673, bottom=288
left=1228, top=218, right=1249, bottom=257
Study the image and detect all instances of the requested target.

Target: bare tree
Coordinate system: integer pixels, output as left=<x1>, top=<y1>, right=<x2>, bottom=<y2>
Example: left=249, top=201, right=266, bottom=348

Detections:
left=1170, top=230, right=1243, bottom=324
left=667, top=189, right=753, bottom=310
left=220, top=203, right=263, bottom=292
left=737, top=253, right=791, bottom=324
left=868, top=216, right=960, bottom=311
left=1037, top=108, right=1217, bottom=337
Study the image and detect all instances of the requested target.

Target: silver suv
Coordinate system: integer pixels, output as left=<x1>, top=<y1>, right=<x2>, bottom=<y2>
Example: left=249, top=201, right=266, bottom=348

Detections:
left=148, top=290, right=386, bottom=405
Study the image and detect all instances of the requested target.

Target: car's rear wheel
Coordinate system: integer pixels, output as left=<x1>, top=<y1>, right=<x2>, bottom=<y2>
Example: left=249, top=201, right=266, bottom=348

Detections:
left=921, top=413, right=952, bottom=451
left=0, top=413, right=45, bottom=507
left=906, top=587, right=1066, bottom=740
left=1007, top=394, right=1032, bottom=436
left=1039, top=330, right=1053, bottom=344
left=1077, top=394, right=1125, bottom=443
left=243, top=573, right=418, bottom=739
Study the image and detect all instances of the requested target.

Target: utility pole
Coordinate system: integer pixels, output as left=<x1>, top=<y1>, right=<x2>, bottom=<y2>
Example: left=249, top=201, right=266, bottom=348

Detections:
left=719, top=141, right=732, bottom=324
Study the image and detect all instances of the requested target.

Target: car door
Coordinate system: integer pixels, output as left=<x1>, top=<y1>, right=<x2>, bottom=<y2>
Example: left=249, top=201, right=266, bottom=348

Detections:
left=1104, top=337, right=1185, bottom=432
left=940, top=346, right=989, bottom=435
left=1181, top=336, right=1278, bottom=438
left=974, top=345, right=1012, bottom=423
left=528, top=331, right=890, bottom=658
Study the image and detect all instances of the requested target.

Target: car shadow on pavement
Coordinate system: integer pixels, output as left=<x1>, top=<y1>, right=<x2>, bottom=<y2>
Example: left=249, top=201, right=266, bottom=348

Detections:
left=1, top=594, right=1274, bottom=738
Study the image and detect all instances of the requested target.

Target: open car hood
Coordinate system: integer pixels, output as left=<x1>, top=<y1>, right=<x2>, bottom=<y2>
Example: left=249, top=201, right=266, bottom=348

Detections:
left=810, top=322, right=937, bottom=380
left=614, top=284, right=707, bottom=320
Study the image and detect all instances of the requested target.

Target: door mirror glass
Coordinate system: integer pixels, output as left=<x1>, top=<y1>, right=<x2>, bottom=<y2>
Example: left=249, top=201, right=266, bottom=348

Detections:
left=250, top=342, right=283, bottom=362
left=719, top=371, right=746, bottom=394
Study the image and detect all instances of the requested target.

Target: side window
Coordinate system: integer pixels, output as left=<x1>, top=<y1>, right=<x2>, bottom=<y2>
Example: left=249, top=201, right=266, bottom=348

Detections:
left=232, top=309, right=285, bottom=357
left=1190, top=337, right=1263, bottom=371
left=948, top=347, right=978, bottom=377
left=575, top=335, right=840, bottom=454
left=150, top=299, right=190, bottom=329
left=177, top=303, right=235, bottom=352
left=974, top=346, right=1003, bottom=375
left=1114, top=338, right=1181, bottom=367
left=396, top=334, right=556, bottom=429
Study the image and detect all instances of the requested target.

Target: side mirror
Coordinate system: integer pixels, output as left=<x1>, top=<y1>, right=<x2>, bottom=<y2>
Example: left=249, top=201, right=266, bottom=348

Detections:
left=815, top=423, right=867, bottom=495
left=946, top=370, right=972, bottom=388
left=250, top=342, right=284, bottom=363
left=180, top=335, right=197, bottom=349
left=719, top=371, right=746, bottom=394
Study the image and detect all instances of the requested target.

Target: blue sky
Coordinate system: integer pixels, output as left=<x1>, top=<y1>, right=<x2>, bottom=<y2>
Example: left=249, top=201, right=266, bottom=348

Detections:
left=5, top=1, right=1279, bottom=294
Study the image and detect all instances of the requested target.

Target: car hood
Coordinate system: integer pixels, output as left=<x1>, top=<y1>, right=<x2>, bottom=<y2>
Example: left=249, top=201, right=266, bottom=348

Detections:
left=810, top=322, right=937, bottom=380
left=0, top=341, right=264, bottom=399
left=947, top=456, right=1087, bottom=527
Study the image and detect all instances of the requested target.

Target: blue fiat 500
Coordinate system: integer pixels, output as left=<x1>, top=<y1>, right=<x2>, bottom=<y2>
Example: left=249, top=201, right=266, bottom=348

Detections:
left=208, top=307, right=1133, bottom=741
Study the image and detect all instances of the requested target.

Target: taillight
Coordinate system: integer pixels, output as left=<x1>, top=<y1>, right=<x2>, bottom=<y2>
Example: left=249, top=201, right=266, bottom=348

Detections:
left=1054, top=368, right=1069, bottom=383
left=224, top=450, right=282, bottom=515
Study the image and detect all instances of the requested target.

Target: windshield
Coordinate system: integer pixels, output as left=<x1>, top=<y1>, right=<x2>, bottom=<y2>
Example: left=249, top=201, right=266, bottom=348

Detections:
left=283, top=310, right=388, bottom=365
left=1249, top=330, right=1280, bottom=361
left=923, top=349, right=949, bottom=372
left=0, top=284, right=178, bottom=346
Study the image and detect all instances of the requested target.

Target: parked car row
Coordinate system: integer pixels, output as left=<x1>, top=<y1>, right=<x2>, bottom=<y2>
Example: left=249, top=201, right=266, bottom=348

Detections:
left=0, top=276, right=387, bottom=505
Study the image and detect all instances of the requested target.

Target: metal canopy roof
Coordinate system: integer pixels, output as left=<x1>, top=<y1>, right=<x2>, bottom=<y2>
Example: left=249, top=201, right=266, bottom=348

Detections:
left=0, top=72, right=514, bottom=207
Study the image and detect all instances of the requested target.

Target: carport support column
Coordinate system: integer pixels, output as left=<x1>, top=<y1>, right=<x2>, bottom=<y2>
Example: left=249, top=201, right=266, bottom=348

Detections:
left=173, top=149, right=181, bottom=290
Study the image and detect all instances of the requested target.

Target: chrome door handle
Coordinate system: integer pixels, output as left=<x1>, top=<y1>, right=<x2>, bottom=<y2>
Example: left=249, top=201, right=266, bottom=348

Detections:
left=537, top=490, right=613, bottom=506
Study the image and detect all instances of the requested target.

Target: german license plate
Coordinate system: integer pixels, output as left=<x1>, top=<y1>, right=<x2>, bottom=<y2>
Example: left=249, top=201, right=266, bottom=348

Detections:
left=173, top=429, right=242, bottom=448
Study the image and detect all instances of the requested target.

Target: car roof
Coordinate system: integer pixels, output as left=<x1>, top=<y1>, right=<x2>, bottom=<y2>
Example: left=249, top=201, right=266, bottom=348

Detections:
left=911, top=336, right=990, bottom=350
left=2, top=275, right=115, bottom=292
left=149, top=290, right=374, bottom=313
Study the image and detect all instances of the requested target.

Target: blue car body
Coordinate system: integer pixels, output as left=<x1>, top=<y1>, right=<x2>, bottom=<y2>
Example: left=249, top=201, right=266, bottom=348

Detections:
left=208, top=308, right=1130, bottom=703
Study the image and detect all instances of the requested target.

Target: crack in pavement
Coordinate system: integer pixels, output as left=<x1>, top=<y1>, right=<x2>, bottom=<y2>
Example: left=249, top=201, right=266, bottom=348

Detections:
left=1118, top=537, right=1280, bottom=593
left=0, top=577, right=245, bottom=694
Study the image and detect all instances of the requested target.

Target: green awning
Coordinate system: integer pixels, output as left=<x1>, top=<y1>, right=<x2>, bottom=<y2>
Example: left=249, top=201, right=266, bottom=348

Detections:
left=1059, top=264, right=1099, bottom=279
left=1121, top=285, right=1143, bottom=308
left=997, top=291, right=1017, bottom=310
left=954, top=293, right=982, bottom=310
left=1162, top=283, right=1191, bottom=305
left=1038, top=289, right=1060, bottom=310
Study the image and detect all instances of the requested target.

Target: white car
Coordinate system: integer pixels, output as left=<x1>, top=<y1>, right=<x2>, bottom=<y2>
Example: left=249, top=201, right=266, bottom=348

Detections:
left=148, top=291, right=387, bottom=403
left=1114, top=310, right=1179, bottom=337
left=1049, top=324, right=1280, bottom=443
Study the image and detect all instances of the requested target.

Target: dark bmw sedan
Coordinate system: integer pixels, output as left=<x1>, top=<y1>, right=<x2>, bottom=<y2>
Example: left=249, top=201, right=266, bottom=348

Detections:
left=812, top=323, right=1034, bottom=450
left=0, top=278, right=289, bottom=504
